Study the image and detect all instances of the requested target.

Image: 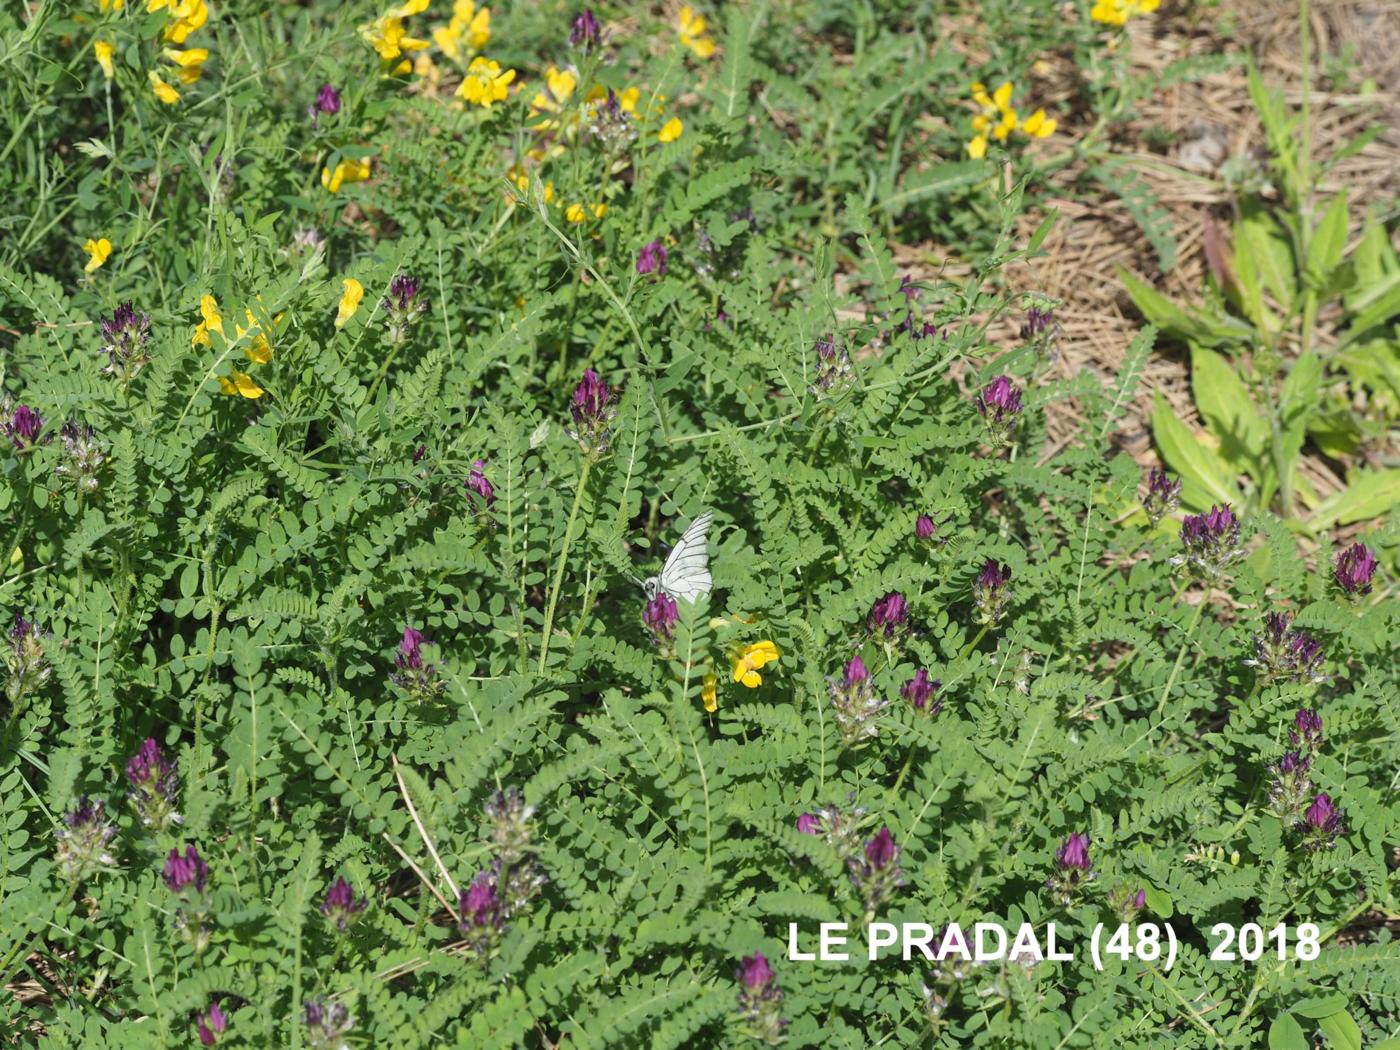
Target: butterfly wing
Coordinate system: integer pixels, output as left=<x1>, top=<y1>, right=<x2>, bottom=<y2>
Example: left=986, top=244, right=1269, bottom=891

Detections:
left=660, top=511, right=714, bottom=603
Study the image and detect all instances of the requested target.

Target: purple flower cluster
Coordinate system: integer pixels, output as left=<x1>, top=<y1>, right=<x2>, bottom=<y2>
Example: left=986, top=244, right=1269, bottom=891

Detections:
left=54, top=421, right=105, bottom=495
left=457, top=870, right=505, bottom=953
left=303, top=997, right=355, bottom=1049
left=390, top=624, right=444, bottom=702
left=735, top=951, right=786, bottom=1043
left=1246, top=611, right=1326, bottom=686
left=866, top=592, right=909, bottom=640
left=1175, top=503, right=1243, bottom=576
left=382, top=274, right=427, bottom=344
left=1300, top=792, right=1345, bottom=850
left=6, top=614, right=51, bottom=708
left=2, top=402, right=43, bottom=449
left=569, top=8, right=601, bottom=51
left=1267, top=706, right=1345, bottom=849
left=794, top=802, right=868, bottom=859
left=915, top=514, right=938, bottom=542
left=585, top=87, right=637, bottom=149
left=456, top=787, right=546, bottom=959
left=812, top=334, right=854, bottom=397
left=126, top=737, right=181, bottom=830
left=975, top=376, right=1023, bottom=445
left=98, top=302, right=153, bottom=385
left=1333, top=542, right=1377, bottom=598
left=849, top=827, right=905, bottom=913
left=901, top=668, right=941, bottom=715
left=828, top=656, right=889, bottom=747
left=465, top=458, right=496, bottom=512
left=1108, top=883, right=1148, bottom=922
left=973, top=560, right=1012, bottom=625
left=642, top=591, right=679, bottom=647
left=1045, top=831, right=1094, bottom=905
left=1020, top=305, right=1061, bottom=366
left=321, top=876, right=369, bottom=933
left=635, top=239, right=668, bottom=277
left=567, top=368, right=617, bottom=456
left=54, top=796, right=118, bottom=883
left=1142, top=468, right=1182, bottom=525
left=163, top=844, right=208, bottom=894
left=195, top=1001, right=227, bottom=1046
left=311, top=83, right=341, bottom=118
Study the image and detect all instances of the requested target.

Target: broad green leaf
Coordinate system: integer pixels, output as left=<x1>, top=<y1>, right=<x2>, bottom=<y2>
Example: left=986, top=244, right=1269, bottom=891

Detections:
left=1118, top=269, right=1250, bottom=348
left=1316, top=1010, right=1362, bottom=1050
left=1306, top=192, right=1348, bottom=288
left=1143, top=885, right=1173, bottom=918
left=1267, top=1013, right=1307, bottom=1050
left=1151, top=392, right=1242, bottom=509
left=1292, top=994, right=1347, bottom=1019
left=1309, top=468, right=1400, bottom=528
left=1190, top=346, right=1269, bottom=465
left=1238, top=205, right=1296, bottom=313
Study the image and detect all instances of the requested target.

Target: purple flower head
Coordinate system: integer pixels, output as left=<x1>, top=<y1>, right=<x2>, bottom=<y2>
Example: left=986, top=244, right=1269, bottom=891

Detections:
left=1143, top=468, right=1183, bottom=525
left=303, top=997, right=354, bottom=1046
left=975, top=376, right=1023, bottom=444
left=1020, top=306, right=1055, bottom=339
left=796, top=812, right=822, bottom=835
left=901, top=669, right=941, bottom=714
left=1301, top=792, right=1345, bottom=849
left=738, top=952, right=774, bottom=992
left=642, top=592, right=679, bottom=646
left=397, top=626, right=426, bottom=671
left=196, top=1001, right=227, bottom=1046
left=4, top=404, right=43, bottom=449
left=898, top=274, right=921, bottom=302
left=458, top=870, right=507, bottom=953
left=54, top=420, right=105, bottom=494
left=413, top=443, right=427, bottom=465
left=1019, top=306, right=1062, bottom=365
left=382, top=274, right=427, bottom=343
left=55, top=796, right=118, bottom=882
left=321, top=875, right=369, bottom=931
left=386, top=274, right=422, bottom=311
left=1176, top=504, right=1244, bottom=576
left=866, top=592, right=909, bottom=639
left=1269, top=748, right=1314, bottom=820
left=849, top=827, right=905, bottom=912
left=636, top=239, right=668, bottom=277
left=843, top=655, right=869, bottom=689
left=570, top=7, right=601, bottom=50
left=915, top=514, right=937, bottom=541
left=1333, top=543, right=1377, bottom=597
left=98, top=302, right=154, bottom=386
left=314, top=83, right=341, bottom=116
left=1247, top=611, right=1326, bottom=686
left=567, top=368, right=617, bottom=456
left=1132, top=889, right=1147, bottom=909
left=391, top=624, right=443, bottom=701
left=1278, top=750, right=1308, bottom=776
left=973, top=559, right=1013, bottom=625
left=126, top=738, right=181, bottom=829
left=1290, top=708, right=1323, bottom=750
left=466, top=459, right=496, bottom=510
left=735, top=950, right=786, bottom=1038
left=865, top=827, right=897, bottom=870
left=1055, top=832, right=1091, bottom=871
left=812, top=334, right=853, bottom=395
left=163, top=844, right=208, bottom=894
left=828, top=655, right=887, bottom=747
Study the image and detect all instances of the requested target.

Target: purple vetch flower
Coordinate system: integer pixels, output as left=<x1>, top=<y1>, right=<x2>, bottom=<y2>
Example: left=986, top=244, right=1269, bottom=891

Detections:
left=901, top=669, right=942, bottom=715
left=391, top=624, right=444, bottom=701
left=735, top=951, right=786, bottom=1042
left=1108, top=883, right=1147, bottom=921
left=796, top=802, right=869, bottom=859
left=303, top=997, right=355, bottom=1049
left=6, top=614, right=52, bottom=708
left=975, top=376, right=1023, bottom=445
left=1268, top=750, right=1313, bottom=820
left=1142, top=468, right=1182, bottom=525
left=126, top=737, right=181, bottom=830
left=3, top=403, right=43, bottom=449
left=1174, top=503, right=1244, bottom=577
left=321, top=876, right=369, bottom=932
left=642, top=592, right=679, bottom=646
left=569, top=7, right=602, bottom=51
left=484, top=787, right=539, bottom=866
left=796, top=812, right=822, bottom=835
left=1290, top=708, right=1323, bottom=750
left=163, top=844, right=208, bottom=894
left=458, top=870, right=506, bottom=954
left=567, top=368, right=617, bottom=456
left=1333, top=543, right=1377, bottom=598
left=54, top=421, right=105, bottom=495
left=973, top=560, right=1013, bottom=625
left=97, top=302, right=153, bottom=385
left=313, top=83, right=341, bottom=117
left=54, top=796, right=118, bottom=883
left=898, top=274, right=921, bottom=302
left=811, top=333, right=853, bottom=397
left=866, top=592, right=909, bottom=640
left=413, top=443, right=427, bottom=465
left=635, top=239, right=668, bottom=277
left=915, top=514, right=938, bottom=542
left=1019, top=305, right=1062, bottom=366
left=289, top=228, right=322, bottom=256
left=889, top=308, right=941, bottom=343
left=1245, top=612, right=1326, bottom=686
left=1300, top=792, right=1345, bottom=850
left=849, top=827, right=905, bottom=912
left=1045, top=832, right=1094, bottom=904
left=465, top=459, right=496, bottom=511
left=382, top=274, right=427, bottom=344
left=585, top=87, right=637, bottom=149
left=828, top=656, right=889, bottom=747
left=196, top=1001, right=227, bottom=1046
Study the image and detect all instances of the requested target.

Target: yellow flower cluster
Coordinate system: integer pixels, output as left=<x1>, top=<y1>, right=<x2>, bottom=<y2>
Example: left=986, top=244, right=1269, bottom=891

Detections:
left=82, top=237, right=113, bottom=273
left=1090, top=0, right=1161, bottom=25
left=677, top=6, right=716, bottom=59
left=322, top=155, right=371, bottom=193
left=731, top=640, right=780, bottom=688
left=457, top=55, right=516, bottom=108
left=432, top=0, right=490, bottom=61
left=191, top=295, right=278, bottom=399
left=361, top=0, right=430, bottom=75
left=145, top=0, right=211, bottom=103
left=966, top=80, right=1055, bottom=159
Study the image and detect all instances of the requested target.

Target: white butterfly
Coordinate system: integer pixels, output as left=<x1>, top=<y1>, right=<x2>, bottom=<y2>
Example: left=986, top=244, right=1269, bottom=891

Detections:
left=640, top=511, right=714, bottom=603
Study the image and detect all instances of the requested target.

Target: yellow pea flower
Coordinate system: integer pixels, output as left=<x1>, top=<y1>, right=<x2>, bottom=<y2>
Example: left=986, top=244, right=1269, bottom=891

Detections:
left=658, top=117, right=682, bottom=143
left=1091, top=0, right=1159, bottom=23
left=94, top=40, right=115, bottom=80
left=433, top=0, right=491, bottom=60
left=967, top=135, right=988, bottom=159
left=191, top=294, right=223, bottom=346
left=701, top=672, right=718, bottom=713
left=321, top=157, right=371, bottom=193
left=162, top=0, right=208, bottom=44
left=100, top=0, right=124, bottom=10
left=361, top=12, right=430, bottom=67
left=677, top=5, right=716, bottom=59
left=335, top=278, right=364, bottom=329
left=456, top=55, right=515, bottom=107
left=219, top=371, right=265, bottom=399
left=565, top=203, right=585, bottom=223
left=238, top=309, right=274, bottom=364
left=149, top=70, right=180, bottom=104
left=731, top=640, right=780, bottom=688
left=82, top=237, right=113, bottom=273
left=163, top=47, right=209, bottom=85
left=1023, top=108, right=1056, bottom=138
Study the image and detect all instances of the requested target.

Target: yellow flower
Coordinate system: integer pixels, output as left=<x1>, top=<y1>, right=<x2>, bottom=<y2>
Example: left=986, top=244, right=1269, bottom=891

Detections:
left=507, top=167, right=554, bottom=205
left=433, top=0, right=491, bottom=60
left=191, top=294, right=223, bottom=346
left=564, top=202, right=607, bottom=223
left=162, top=0, right=208, bottom=44
left=1023, top=108, right=1056, bottom=138
left=457, top=55, right=515, bottom=107
left=967, top=135, right=988, bottom=159
left=967, top=79, right=1050, bottom=152
left=94, top=40, right=115, bottom=80
left=100, top=0, right=124, bottom=10
left=82, top=237, right=113, bottom=273
left=701, top=672, right=718, bottom=713
left=335, top=278, right=364, bottom=328
left=731, top=640, right=779, bottom=688
left=529, top=64, right=577, bottom=120
left=163, top=47, right=209, bottom=85
left=321, top=157, right=371, bottom=193
left=238, top=309, right=274, bottom=364
left=149, top=70, right=180, bottom=104
left=1091, top=0, right=1159, bottom=23
left=658, top=117, right=682, bottom=143
left=564, top=203, right=585, bottom=223
left=677, top=5, right=716, bottom=59
left=361, top=12, right=429, bottom=66
left=219, top=371, right=265, bottom=399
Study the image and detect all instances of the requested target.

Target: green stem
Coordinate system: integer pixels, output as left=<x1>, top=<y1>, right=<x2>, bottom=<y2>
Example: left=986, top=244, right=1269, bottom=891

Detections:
left=538, top=458, right=592, bottom=673
left=1155, top=590, right=1208, bottom=717
left=959, top=625, right=989, bottom=659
